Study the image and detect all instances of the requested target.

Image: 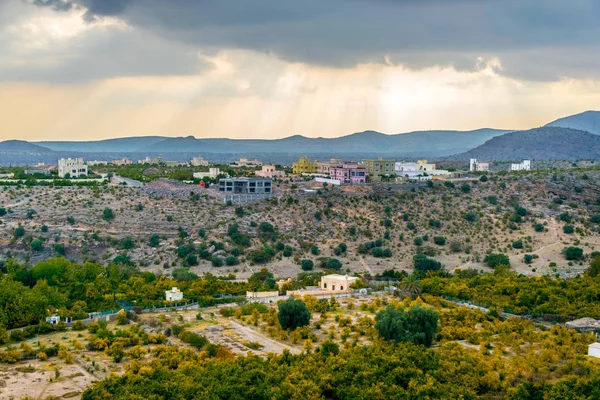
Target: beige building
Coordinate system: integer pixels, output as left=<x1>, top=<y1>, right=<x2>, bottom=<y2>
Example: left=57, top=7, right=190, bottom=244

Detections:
left=470, top=159, right=490, bottom=172
left=255, top=165, right=286, bottom=178
left=112, top=157, right=133, bottom=166
left=320, top=274, right=359, bottom=292
left=316, top=158, right=342, bottom=175
left=362, top=158, right=395, bottom=180
left=246, top=291, right=279, bottom=299
left=191, top=156, right=210, bottom=167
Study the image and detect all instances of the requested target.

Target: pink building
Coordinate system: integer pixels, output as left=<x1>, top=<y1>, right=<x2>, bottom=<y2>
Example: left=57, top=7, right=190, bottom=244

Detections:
left=255, top=165, right=286, bottom=178
left=329, top=162, right=367, bottom=184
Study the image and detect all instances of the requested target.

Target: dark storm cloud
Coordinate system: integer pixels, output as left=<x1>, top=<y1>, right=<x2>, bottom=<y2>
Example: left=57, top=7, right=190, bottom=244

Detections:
left=32, top=0, right=73, bottom=12
left=27, top=0, right=600, bottom=81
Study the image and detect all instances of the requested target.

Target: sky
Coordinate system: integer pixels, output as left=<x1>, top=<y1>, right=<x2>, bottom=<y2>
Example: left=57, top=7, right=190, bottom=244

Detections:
left=1, top=0, right=600, bottom=141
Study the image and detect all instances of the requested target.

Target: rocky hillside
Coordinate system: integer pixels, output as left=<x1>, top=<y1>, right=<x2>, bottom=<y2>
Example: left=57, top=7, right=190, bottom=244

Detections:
left=452, top=127, right=600, bottom=160
left=546, top=110, right=600, bottom=135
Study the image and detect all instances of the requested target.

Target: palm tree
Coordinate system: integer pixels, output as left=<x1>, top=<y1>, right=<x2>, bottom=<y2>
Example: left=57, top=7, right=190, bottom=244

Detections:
left=400, top=274, right=422, bottom=297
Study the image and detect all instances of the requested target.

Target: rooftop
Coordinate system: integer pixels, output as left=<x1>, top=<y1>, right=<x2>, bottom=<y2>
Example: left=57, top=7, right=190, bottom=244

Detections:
left=323, top=274, right=359, bottom=281
left=589, top=342, right=600, bottom=349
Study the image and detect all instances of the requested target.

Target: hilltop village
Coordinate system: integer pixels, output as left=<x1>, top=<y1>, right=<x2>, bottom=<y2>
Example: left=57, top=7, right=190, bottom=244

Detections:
left=1, top=153, right=600, bottom=399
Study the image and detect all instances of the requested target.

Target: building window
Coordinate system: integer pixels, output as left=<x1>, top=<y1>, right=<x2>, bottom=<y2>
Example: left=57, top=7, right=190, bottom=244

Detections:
left=340, top=286, right=344, bottom=291
left=323, top=283, right=327, bottom=288
left=332, top=284, right=336, bottom=290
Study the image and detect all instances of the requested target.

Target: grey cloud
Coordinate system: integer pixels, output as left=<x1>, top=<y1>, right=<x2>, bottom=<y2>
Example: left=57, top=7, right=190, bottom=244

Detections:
left=32, top=0, right=73, bottom=12
left=26, top=0, right=600, bottom=81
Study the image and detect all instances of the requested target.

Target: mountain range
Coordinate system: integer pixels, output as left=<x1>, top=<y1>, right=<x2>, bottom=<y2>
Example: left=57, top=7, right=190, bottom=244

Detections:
left=0, top=110, right=599, bottom=164
left=452, top=127, right=600, bottom=161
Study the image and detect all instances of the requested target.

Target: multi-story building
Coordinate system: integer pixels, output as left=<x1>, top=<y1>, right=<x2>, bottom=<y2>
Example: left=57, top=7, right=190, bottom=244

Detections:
left=511, top=160, right=531, bottom=171
left=191, top=156, right=210, bottom=167
left=470, top=159, right=490, bottom=172
left=218, top=177, right=273, bottom=194
left=316, top=158, right=342, bottom=175
left=292, top=157, right=318, bottom=175
left=137, top=156, right=152, bottom=164
left=193, top=168, right=221, bottom=180
left=255, top=165, right=286, bottom=178
left=329, top=162, right=367, bottom=184
left=112, top=157, right=133, bottom=166
left=362, top=158, right=395, bottom=180
left=58, top=158, right=88, bottom=178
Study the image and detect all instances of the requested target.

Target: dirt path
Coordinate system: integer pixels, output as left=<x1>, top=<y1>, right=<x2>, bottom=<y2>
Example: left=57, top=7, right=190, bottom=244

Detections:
left=360, top=258, right=373, bottom=275
left=227, top=320, right=302, bottom=354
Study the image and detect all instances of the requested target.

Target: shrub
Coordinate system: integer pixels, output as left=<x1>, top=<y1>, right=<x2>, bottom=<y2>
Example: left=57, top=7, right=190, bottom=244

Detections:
left=72, top=320, right=86, bottom=331
left=30, top=239, right=43, bottom=252
left=523, top=254, right=534, bottom=264
left=534, top=223, right=545, bottom=232
left=464, top=212, right=478, bottom=222
left=149, top=234, right=160, bottom=247
left=413, top=237, right=423, bottom=246
left=433, top=236, right=446, bottom=246
left=512, top=240, right=523, bottom=249
left=461, top=183, right=471, bottom=193
left=225, top=256, right=239, bottom=266
left=301, top=259, right=314, bottom=271
left=413, top=254, right=442, bottom=273
left=211, top=257, right=224, bottom=267
left=563, top=225, right=574, bottom=234
left=484, top=253, right=510, bottom=268
left=278, top=298, right=310, bottom=330
left=326, top=258, right=342, bottom=270
left=102, top=208, right=115, bottom=221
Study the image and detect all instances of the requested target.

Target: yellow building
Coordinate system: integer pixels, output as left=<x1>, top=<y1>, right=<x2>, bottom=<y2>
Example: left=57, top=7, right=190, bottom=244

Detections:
left=292, top=157, right=318, bottom=175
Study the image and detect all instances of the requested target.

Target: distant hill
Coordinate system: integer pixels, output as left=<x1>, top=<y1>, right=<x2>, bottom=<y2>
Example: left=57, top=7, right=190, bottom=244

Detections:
left=451, top=127, right=600, bottom=161
left=37, top=136, right=168, bottom=152
left=141, top=129, right=511, bottom=156
left=546, top=110, right=600, bottom=135
left=0, top=140, right=52, bottom=152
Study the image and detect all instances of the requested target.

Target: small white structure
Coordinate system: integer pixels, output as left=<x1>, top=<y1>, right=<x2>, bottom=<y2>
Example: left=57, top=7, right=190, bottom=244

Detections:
left=47, top=314, right=61, bottom=325
left=193, top=167, right=221, bottom=180
left=138, top=156, right=152, bottom=164
left=315, top=177, right=341, bottom=186
left=511, top=160, right=531, bottom=171
left=395, top=160, right=450, bottom=180
left=191, top=156, right=210, bottom=167
left=589, top=342, right=600, bottom=358
left=165, top=287, right=183, bottom=301
left=320, top=274, right=359, bottom=292
left=58, top=158, right=88, bottom=178
left=470, top=158, right=490, bottom=172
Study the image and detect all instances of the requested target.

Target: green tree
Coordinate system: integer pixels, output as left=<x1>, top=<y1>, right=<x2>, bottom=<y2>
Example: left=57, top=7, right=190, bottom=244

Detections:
left=587, top=256, right=600, bottom=277
left=484, top=253, right=510, bottom=268
left=326, top=258, right=342, bottom=270
left=562, top=246, right=583, bottom=261
left=278, top=298, right=310, bottom=330
left=461, top=183, right=471, bottom=193
left=413, top=254, right=441, bottom=273
left=301, top=259, right=314, bottom=271
left=30, top=239, right=44, bottom=252
left=375, top=304, right=439, bottom=347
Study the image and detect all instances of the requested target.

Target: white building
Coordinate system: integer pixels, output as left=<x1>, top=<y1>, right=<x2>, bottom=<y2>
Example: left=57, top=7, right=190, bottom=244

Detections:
left=511, top=160, right=531, bottom=171
left=138, top=156, right=152, bottom=164
left=589, top=342, right=600, bottom=358
left=231, top=157, right=263, bottom=167
left=87, top=160, right=108, bottom=166
left=255, top=165, right=286, bottom=178
left=191, top=156, right=210, bottom=167
left=470, top=159, right=490, bottom=172
left=165, top=287, right=183, bottom=301
left=58, top=158, right=88, bottom=178
left=193, top=167, right=221, bottom=180
left=395, top=160, right=450, bottom=179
